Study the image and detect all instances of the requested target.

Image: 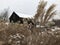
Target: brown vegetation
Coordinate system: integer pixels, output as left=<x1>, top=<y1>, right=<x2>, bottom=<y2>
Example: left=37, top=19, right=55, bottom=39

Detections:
left=0, top=21, right=59, bottom=45
left=34, top=0, right=56, bottom=26
left=0, top=0, right=59, bottom=45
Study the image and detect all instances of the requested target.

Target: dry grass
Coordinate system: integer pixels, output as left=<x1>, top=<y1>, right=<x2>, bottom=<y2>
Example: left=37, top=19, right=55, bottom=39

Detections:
left=0, top=1, right=58, bottom=45
left=0, top=21, right=59, bottom=45
left=34, top=0, right=56, bottom=26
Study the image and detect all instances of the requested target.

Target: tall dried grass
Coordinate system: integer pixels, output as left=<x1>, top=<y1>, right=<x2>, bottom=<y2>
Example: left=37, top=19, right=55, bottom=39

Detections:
left=0, top=21, right=59, bottom=45
left=34, top=0, right=56, bottom=26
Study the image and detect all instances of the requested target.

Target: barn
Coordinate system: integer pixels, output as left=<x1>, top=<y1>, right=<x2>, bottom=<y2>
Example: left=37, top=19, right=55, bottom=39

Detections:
left=9, top=11, right=34, bottom=24
left=9, top=12, right=23, bottom=23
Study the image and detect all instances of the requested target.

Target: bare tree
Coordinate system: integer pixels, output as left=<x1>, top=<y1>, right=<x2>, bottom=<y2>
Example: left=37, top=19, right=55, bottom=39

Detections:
left=0, top=8, right=9, bottom=22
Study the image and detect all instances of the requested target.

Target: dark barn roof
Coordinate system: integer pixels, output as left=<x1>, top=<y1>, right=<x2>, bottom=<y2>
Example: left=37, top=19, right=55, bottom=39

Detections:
left=9, top=12, right=23, bottom=23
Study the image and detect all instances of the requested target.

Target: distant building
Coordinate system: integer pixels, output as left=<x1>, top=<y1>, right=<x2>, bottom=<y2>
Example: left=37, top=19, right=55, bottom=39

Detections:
left=9, top=12, right=34, bottom=25
left=52, top=19, right=60, bottom=27
left=9, top=12, right=23, bottom=23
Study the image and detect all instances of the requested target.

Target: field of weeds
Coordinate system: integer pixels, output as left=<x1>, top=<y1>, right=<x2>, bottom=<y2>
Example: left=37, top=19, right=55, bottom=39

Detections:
left=0, top=21, right=60, bottom=45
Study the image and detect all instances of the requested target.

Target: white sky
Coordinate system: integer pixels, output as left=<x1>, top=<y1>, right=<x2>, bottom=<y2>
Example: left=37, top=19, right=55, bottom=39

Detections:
left=0, top=0, right=60, bottom=18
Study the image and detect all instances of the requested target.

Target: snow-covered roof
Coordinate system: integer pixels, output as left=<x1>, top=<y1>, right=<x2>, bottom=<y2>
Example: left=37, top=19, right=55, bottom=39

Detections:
left=15, top=12, right=33, bottom=18
left=8, top=11, right=34, bottom=18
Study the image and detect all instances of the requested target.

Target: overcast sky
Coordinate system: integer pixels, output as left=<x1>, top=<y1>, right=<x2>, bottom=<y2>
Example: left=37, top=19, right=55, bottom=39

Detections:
left=0, top=0, right=60, bottom=17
